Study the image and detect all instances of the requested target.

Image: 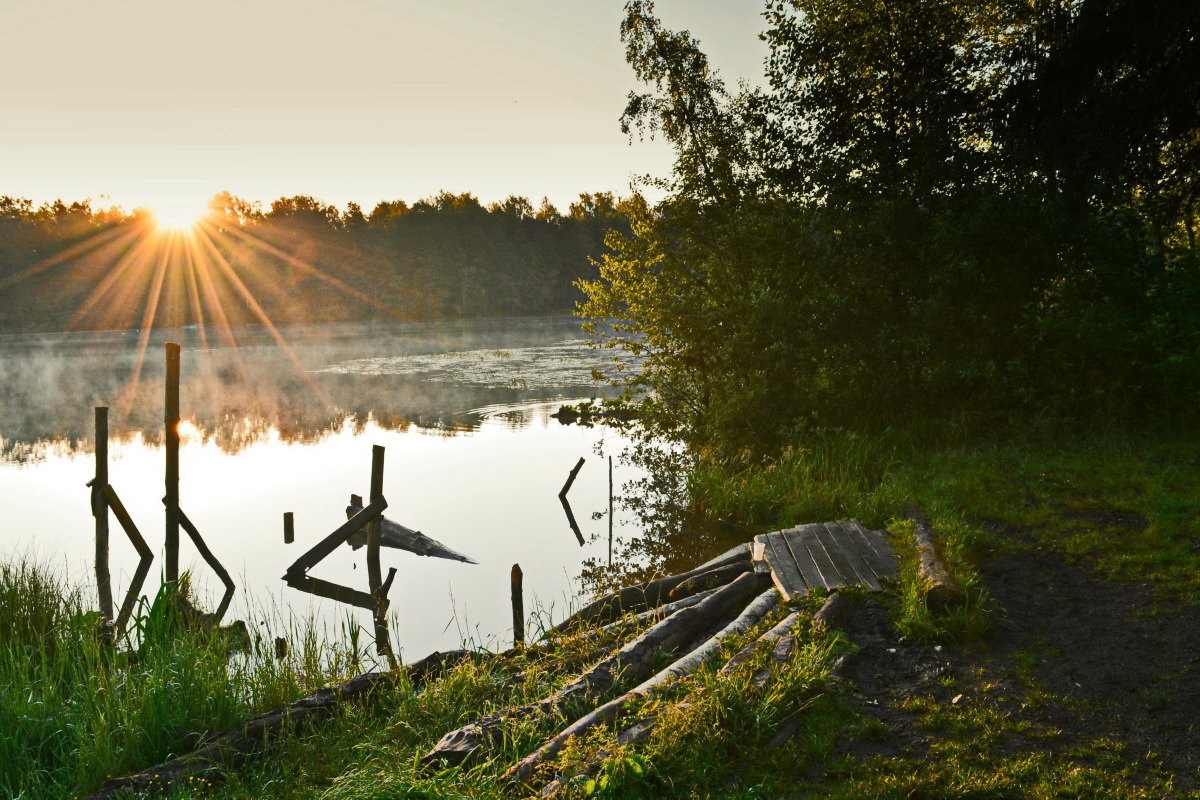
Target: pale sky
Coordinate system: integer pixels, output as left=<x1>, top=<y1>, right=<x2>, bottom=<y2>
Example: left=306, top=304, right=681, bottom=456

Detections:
left=0, top=0, right=768, bottom=217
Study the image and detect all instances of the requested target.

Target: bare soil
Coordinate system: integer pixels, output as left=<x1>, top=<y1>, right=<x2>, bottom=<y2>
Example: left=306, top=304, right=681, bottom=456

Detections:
left=831, top=509, right=1200, bottom=791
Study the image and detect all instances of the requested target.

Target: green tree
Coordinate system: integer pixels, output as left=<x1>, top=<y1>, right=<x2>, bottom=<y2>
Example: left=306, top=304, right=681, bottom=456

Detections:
left=581, top=0, right=1200, bottom=458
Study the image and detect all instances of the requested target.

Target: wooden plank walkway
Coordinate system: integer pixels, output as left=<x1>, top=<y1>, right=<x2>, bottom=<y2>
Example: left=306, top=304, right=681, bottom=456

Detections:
left=752, top=521, right=898, bottom=602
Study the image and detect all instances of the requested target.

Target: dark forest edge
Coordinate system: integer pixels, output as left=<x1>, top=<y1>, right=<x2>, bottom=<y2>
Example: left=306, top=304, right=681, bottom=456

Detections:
left=581, top=0, right=1200, bottom=456
left=0, top=190, right=634, bottom=333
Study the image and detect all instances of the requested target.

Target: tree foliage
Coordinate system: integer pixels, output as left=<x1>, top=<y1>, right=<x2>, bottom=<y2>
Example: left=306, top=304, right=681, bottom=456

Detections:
left=581, top=0, right=1200, bottom=456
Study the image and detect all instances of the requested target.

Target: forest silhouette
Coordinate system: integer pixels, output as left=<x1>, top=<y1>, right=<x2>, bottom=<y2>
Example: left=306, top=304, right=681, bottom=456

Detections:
left=0, top=190, right=634, bottom=334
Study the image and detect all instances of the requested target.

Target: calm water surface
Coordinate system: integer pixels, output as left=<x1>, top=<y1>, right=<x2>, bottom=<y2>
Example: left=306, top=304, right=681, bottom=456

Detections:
left=0, top=316, right=645, bottom=659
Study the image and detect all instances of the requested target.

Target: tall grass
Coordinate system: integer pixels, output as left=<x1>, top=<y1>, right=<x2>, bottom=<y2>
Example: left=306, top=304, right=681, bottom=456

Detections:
left=0, top=561, right=363, bottom=800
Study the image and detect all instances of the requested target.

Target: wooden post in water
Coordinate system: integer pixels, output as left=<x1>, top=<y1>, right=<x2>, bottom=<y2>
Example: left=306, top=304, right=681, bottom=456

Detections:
left=367, top=445, right=393, bottom=660
left=283, top=512, right=294, bottom=544
left=608, top=456, right=614, bottom=566
left=93, top=406, right=114, bottom=636
left=558, top=457, right=586, bottom=546
left=511, top=564, right=525, bottom=648
left=164, top=342, right=181, bottom=585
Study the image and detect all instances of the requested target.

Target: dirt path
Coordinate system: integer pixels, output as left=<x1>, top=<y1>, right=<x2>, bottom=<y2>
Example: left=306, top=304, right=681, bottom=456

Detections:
left=831, top=513, right=1200, bottom=792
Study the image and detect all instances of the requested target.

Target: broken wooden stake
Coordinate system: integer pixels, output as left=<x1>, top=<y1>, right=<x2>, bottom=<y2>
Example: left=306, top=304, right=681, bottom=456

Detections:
left=100, top=484, right=154, bottom=639
left=367, top=445, right=393, bottom=661
left=558, top=457, right=586, bottom=546
left=511, top=564, right=525, bottom=648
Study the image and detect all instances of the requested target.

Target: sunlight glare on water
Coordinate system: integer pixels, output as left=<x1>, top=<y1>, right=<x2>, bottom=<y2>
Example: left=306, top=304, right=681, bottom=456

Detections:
left=0, top=317, right=644, bottom=659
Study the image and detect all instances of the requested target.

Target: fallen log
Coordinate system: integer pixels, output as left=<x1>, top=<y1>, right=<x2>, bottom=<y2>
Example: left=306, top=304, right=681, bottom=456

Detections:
left=539, top=599, right=823, bottom=798
left=546, top=544, right=751, bottom=634
left=594, top=587, right=718, bottom=636
left=422, top=572, right=769, bottom=769
left=718, top=609, right=804, bottom=676
left=666, top=563, right=750, bottom=600
left=81, top=649, right=472, bottom=800
left=905, top=510, right=964, bottom=612
left=810, top=591, right=850, bottom=631
left=745, top=592, right=847, bottom=689
left=505, top=583, right=777, bottom=786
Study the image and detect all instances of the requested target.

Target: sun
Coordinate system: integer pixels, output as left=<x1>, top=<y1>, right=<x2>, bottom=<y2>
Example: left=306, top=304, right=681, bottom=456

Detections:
left=150, top=197, right=209, bottom=232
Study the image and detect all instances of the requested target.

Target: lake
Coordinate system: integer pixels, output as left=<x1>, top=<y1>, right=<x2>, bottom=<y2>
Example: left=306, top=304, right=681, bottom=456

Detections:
left=0, top=315, right=648, bottom=661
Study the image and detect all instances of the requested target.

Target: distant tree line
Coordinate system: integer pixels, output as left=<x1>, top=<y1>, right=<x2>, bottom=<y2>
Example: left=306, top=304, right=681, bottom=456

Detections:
left=0, top=190, right=635, bottom=333
left=583, top=0, right=1200, bottom=456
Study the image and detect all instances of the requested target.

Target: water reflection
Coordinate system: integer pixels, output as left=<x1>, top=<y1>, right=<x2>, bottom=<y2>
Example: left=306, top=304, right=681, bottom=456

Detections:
left=0, top=316, right=635, bottom=463
left=0, top=316, right=653, bottom=657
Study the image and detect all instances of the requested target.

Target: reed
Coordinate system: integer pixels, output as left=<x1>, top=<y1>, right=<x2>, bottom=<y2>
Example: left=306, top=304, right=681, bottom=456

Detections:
left=0, top=560, right=363, bottom=800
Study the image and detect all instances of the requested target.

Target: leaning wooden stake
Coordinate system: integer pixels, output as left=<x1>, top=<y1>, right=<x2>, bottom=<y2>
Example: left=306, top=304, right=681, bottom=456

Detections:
left=282, top=497, right=393, bottom=611
left=164, top=342, right=181, bottom=585
left=559, top=457, right=585, bottom=498
left=906, top=509, right=964, bottom=612
left=103, top=485, right=154, bottom=638
left=92, top=406, right=114, bottom=637
left=558, top=457, right=585, bottom=546
left=177, top=509, right=236, bottom=622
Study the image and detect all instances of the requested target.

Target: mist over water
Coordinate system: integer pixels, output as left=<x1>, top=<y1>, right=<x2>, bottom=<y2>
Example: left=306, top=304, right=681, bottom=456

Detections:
left=0, top=315, right=646, bottom=660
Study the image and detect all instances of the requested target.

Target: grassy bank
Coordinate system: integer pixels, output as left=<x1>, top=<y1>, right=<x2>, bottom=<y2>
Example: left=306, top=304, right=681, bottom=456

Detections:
left=0, top=565, right=365, bottom=800
left=4, top=426, right=1196, bottom=799
left=687, top=425, right=1200, bottom=603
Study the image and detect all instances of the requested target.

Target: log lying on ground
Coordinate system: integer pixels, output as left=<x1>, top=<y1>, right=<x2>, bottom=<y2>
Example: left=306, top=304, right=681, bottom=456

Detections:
left=595, top=587, right=718, bottom=636
left=666, top=563, right=748, bottom=600
left=810, top=591, right=850, bottom=631
left=506, top=584, right=777, bottom=787
left=538, top=594, right=844, bottom=798
left=748, top=593, right=845, bottom=689
left=570, top=587, right=721, bottom=653
left=718, top=609, right=804, bottom=676
left=82, top=650, right=472, bottom=800
left=905, top=510, right=964, bottom=612
left=423, top=572, right=769, bottom=769
left=546, top=544, right=750, bottom=635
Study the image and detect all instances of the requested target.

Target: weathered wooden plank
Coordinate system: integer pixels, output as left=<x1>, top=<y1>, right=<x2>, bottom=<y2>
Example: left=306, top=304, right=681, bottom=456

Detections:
left=842, top=522, right=898, bottom=579
left=759, top=533, right=808, bottom=602
left=821, top=522, right=883, bottom=590
left=772, top=529, right=823, bottom=591
left=786, top=526, right=840, bottom=589
left=807, top=524, right=865, bottom=586
left=827, top=521, right=889, bottom=585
